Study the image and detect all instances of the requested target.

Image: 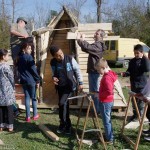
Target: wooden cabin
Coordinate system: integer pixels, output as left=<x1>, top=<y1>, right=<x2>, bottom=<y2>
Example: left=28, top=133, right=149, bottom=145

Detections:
left=15, top=6, right=126, bottom=109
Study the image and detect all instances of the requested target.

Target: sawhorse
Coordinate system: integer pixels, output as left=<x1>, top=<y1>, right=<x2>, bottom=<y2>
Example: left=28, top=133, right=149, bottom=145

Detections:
left=68, top=93, right=106, bottom=150
left=121, top=95, right=149, bottom=150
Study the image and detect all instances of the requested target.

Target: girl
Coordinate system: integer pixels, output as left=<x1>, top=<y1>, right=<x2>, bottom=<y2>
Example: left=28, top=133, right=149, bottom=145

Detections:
left=17, top=43, right=40, bottom=122
left=0, top=49, right=15, bottom=132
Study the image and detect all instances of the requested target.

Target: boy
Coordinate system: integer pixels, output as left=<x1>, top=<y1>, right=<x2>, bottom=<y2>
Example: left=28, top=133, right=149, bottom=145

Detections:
left=49, top=45, right=83, bottom=134
left=122, top=44, right=150, bottom=121
left=95, top=58, right=117, bottom=144
left=134, top=50, right=150, bottom=141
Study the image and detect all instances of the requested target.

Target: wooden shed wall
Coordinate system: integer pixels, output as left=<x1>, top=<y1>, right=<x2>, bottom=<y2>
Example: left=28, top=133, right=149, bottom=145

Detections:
left=76, top=24, right=126, bottom=108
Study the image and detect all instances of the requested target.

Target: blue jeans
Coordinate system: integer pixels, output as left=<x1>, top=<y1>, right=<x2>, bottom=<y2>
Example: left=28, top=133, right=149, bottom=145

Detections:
left=88, top=73, right=100, bottom=113
left=99, top=101, right=114, bottom=141
left=11, top=44, right=21, bottom=61
left=22, top=84, right=37, bottom=118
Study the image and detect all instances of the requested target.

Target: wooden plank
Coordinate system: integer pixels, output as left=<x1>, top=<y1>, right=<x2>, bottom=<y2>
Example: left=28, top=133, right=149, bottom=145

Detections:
left=0, top=139, right=4, bottom=145
left=18, top=104, right=33, bottom=112
left=39, top=124, right=59, bottom=142
left=67, top=32, right=77, bottom=39
left=78, top=23, right=112, bottom=31
left=78, top=53, right=89, bottom=58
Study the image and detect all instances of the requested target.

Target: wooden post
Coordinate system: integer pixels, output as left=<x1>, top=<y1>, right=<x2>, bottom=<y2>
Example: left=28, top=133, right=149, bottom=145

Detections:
left=39, top=124, right=59, bottom=142
left=36, top=35, right=43, bottom=103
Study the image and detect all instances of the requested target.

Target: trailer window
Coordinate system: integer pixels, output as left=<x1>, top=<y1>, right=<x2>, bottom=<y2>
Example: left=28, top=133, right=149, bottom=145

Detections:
left=142, top=45, right=150, bottom=53
left=110, top=40, right=116, bottom=50
left=105, top=41, right=109, bottom=50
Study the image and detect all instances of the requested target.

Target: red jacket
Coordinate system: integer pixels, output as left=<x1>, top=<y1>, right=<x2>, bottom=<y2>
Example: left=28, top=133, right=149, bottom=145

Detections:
left=99, top=70, right=117, bottom=103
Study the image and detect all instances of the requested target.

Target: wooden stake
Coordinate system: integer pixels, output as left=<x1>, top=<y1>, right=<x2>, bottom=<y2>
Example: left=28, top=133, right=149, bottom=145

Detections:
left=39, top=124, right=59, bottom=142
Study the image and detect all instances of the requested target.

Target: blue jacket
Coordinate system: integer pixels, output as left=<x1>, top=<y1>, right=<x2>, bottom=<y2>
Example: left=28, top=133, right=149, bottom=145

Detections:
left=50, top=55, right=83, bottom=91
left=18, top=53, right=40, bottom=85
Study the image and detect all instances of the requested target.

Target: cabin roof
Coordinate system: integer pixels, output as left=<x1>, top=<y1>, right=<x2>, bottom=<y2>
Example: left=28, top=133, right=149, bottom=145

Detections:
left=32, top=6, right=78, bottom=36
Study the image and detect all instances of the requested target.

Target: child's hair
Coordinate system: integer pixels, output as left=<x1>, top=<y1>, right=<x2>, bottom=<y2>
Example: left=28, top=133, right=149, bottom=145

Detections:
left=0, top=49, right=8, bottom=60
left=49, top=45, right=60, bottom=56
left=19, top=42, right=32, bottom=55
left=134, top=44, right=143, bottom=52
left=95, top=58, right=108, bottom=69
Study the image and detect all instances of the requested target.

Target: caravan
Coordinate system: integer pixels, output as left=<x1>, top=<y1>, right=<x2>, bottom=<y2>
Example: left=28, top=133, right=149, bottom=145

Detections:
left=103, top=36, right=150, bottom=67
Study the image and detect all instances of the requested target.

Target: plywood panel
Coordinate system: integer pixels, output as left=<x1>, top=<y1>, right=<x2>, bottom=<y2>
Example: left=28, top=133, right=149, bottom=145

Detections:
left=78, top=23, right=112, bottom=31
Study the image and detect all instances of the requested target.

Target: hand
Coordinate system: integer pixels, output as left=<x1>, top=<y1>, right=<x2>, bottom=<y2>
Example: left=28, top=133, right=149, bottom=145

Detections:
left=81, top=34, right=85, bottom=41
left=36, top=83, right=40, bottom=88
left=53, top=77, right=59, bottom=85
left=23, top=35, right=29, bottom=38
left=142, top=97, right=149, bottom=103
left=135, top=93, right=143, bottom=97
left=76, top=33, right=81, bottom=40
left=78, top=85, right=83, bottom=92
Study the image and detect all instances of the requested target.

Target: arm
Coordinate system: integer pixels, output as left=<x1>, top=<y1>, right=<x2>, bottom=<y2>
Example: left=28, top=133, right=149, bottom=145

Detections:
left=10, top=23, right=28, bottom=38
left=4, top=65, right=15, bottom=89
left=72, top=58, right=83, bottom=85
left=100, top=77, right=114, bottom=99
left=141, top=56, right=150, bottom=72
left=50, top=60, right=59, bottom=85
left=77, top=40, right=104, bottom=55
left=72, top=58, right=83, bottom=90
left=28, top=55, right=40, bottom=83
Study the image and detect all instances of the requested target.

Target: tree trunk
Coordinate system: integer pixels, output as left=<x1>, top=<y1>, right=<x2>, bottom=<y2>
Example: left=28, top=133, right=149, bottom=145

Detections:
left=96, top=0, right=102, bottom=23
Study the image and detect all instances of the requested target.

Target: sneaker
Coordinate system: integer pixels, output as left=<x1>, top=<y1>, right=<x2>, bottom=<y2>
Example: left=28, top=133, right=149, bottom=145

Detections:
left=144, top=136, right=150, bottom=141
left=8, top=128, right=13, bottom=132
left=65, top=127, right=71, bottom=135
left=25, top=117, right=31, bottom=122
left=57, top=124, right=65, bottom=134
left=14, top=111, right=20, bottom=118
left=105, top=140, right=114, bottom=145
left=33, top=114, right=40, bottom=121
left=142, top=129, right=150, bottom=136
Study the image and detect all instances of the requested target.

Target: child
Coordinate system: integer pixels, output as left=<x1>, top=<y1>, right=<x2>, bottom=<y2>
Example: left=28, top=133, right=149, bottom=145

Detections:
left=17, top=43, right=40, bottom=122
left=134, top=50, right=150, bottom=141
left=95, top=58, right=117, bottom=144
left=0, top=49, right=16, bottom=132
left=122, top=44, right=150, bottom=121
left=49, top=45, right=83, bottom=134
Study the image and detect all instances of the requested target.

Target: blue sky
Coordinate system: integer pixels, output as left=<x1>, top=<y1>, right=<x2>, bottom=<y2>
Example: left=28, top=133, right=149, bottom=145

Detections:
left=12, top=0, right=114, bottom=20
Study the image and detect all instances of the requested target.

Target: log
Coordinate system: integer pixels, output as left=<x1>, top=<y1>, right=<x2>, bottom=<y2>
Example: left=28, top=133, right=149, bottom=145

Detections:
left=39, top=124, right=59, bottom=142
left=0, top=139, right=4, bottom=145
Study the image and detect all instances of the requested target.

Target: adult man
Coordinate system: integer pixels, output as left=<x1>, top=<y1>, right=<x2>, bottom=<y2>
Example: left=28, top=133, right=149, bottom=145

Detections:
left=10, top=17, right=29, bottom=114
left=50, top=45, right=83, bottom=134
left=10, top=17, right=29, bottom=62
left=77, top=29, right=106, bottom=113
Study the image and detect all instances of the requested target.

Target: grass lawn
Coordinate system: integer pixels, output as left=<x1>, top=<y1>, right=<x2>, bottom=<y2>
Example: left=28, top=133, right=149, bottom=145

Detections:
left=0, top=107, right=150, bottom=150
left=1, top=67, right=149, bottom=150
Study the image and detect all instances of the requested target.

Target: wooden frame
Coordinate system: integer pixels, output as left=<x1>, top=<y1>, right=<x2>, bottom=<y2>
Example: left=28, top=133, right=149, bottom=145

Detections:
left=121, top=95, right=149, bottom=150
left=68, top=93, right=106, bottom=150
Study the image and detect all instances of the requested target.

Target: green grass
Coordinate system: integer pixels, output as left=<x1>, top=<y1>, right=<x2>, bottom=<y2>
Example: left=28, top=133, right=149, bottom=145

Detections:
left=0, top=108, right=150, bottom=150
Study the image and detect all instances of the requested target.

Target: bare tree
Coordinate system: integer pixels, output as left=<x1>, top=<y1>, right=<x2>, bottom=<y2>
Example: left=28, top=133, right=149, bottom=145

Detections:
left=95, top=0, right=102, bottom=22
left=84, top=12, right=97, bottom=23
left=58, top=0, right=87, bottom=20
left=34, top=0, right=51, bottom=28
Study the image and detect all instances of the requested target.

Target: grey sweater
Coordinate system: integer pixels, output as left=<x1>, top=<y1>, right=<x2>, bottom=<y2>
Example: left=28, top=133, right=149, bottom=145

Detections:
left=77, top=40, right=106, bottom=73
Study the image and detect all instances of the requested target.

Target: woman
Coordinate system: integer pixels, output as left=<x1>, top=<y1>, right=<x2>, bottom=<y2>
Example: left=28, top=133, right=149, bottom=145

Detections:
left=17, top=43, right=40, bottom=122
